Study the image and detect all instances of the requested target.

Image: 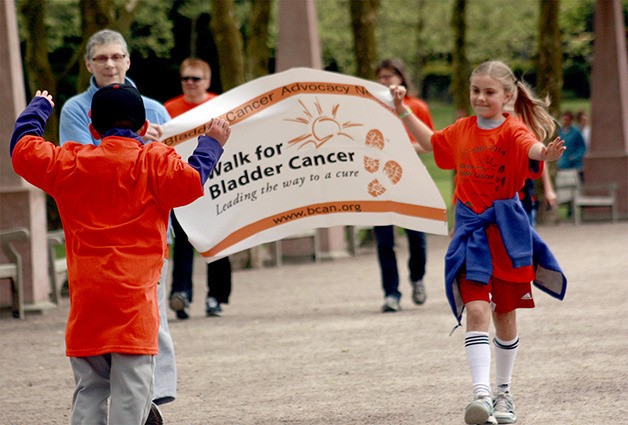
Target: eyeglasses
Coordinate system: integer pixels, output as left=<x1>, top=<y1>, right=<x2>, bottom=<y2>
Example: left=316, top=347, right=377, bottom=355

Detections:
left=91, top=54, right=126, bottom=64
left=181, top=76, right=204, bottom=82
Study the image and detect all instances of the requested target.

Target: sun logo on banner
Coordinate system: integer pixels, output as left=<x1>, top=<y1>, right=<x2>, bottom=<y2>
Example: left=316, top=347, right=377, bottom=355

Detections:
left=364, top=129, right=403, bottom=197
left=284, top=98, right=402, bottom=198
left=285, top=98, right=363, bottom=149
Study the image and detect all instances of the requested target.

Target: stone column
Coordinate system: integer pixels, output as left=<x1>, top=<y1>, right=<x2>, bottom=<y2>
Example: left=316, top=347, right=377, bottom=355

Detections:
left=586, top=0, right=628, bottom=218
left=276, top=0, right=322, bottom=71
left=0, top=0, right=51, bottom=312
left=275, top=0, right=348, bottom=259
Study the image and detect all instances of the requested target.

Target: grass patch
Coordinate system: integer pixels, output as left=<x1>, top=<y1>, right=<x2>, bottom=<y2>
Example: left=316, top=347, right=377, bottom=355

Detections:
left=560, top=98, right=590, bottom=114
left=427, top=100, right=459, bottom=131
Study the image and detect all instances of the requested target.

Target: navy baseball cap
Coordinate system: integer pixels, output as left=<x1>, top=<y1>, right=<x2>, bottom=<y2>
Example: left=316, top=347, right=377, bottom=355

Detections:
left=90, top=83, right=146, bottom=134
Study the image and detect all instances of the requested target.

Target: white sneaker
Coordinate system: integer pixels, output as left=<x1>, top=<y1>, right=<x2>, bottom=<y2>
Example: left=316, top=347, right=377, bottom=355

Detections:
left=465, top=395, right=497, bottom=424
left=381, top=295, right=400, bottom=312
left=493, top=392, right=517, bottom=424
left=205, top=296, right=222, bottom=317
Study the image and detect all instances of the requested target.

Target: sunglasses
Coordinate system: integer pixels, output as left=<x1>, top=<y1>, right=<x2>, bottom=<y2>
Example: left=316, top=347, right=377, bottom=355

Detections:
left=181, top=76, right=204, bottom=82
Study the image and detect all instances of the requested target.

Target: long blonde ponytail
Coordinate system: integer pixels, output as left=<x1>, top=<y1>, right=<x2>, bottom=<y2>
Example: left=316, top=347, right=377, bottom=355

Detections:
left=471, top=61, right=556, bottom=141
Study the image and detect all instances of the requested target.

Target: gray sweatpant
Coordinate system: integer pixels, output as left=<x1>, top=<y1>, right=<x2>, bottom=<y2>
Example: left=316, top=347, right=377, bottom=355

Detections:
left=154, top=259, right=177, bottom=404
left=70, top=353, right=154, bottom=425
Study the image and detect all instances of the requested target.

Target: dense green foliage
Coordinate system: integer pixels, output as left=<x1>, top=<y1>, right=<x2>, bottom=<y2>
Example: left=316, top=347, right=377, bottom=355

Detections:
left=318, top=0, right=607, bottom=100
left=16, top=0, right=612, bottom=106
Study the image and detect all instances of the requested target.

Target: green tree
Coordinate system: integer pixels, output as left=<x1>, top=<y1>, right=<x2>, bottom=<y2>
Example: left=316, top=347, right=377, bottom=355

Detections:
left=210, top=0, right=246, bottom=90
left=245, top=0, right=273, bottom=80
left=413, top=0, right=429, bottom=96
left=17, top=0, right=601, bottom=108
left=535, top=0, right=562, bottom=225
left=537, top=0, right=562, bottom=117
left=19, top=0, right=58, bottom=142
left=349, top=0, right=379, bottom=80
left=450, top=0, right=470, bottom=118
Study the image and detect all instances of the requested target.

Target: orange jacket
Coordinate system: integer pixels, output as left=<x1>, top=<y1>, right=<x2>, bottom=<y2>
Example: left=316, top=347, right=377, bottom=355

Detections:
left=13, top=134, right=204, bottom=357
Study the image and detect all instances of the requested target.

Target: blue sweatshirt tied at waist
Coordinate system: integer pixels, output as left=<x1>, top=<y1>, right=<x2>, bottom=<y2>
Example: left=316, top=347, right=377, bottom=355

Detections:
left=445, top=196, right=567, bottom=326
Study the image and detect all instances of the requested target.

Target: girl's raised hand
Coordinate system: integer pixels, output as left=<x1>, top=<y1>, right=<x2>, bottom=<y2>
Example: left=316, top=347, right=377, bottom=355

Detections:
left=542, top=137, right=566, bottom=161
left=389, top=85, right=407, bottom=113
left=35, top=90, right=54, bottom=108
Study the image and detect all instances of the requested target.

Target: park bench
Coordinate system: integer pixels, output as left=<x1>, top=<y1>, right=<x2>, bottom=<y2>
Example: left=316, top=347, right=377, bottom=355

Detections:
left=0, top=227, right=30, bottom=319
left=47, top=229, right=67, bottom=304
left=555, top=169, right=619, bottom=224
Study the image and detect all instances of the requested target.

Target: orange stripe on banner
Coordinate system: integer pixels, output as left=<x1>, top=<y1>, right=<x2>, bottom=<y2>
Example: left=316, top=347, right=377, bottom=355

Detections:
left=163, top=82, right=390, bottom=147
left=200, top=200, right=446, bottom=257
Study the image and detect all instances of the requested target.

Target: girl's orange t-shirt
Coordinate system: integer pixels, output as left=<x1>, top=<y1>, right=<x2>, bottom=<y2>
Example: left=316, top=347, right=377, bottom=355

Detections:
left=431, top=115, right=543, bottom=281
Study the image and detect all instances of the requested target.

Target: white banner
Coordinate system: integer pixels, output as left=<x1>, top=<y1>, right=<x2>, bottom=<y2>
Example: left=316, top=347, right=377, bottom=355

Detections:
left=161, top=68, right=447, bottom=262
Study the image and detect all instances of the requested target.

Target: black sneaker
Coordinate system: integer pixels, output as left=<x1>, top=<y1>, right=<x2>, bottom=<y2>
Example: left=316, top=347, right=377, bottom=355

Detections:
left=206, top=296, right=222, bottom=317
left=169, top=292, right=190, bottom=320
left=411, top=280, right=426, bottom=305
left=175, top=309, right=189, bottom=320
left=144, top=402, right=163, bottom=425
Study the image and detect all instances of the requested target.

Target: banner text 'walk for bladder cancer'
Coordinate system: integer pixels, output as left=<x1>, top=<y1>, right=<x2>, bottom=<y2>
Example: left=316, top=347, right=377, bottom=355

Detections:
left=161, top=68, right=448, bottom=262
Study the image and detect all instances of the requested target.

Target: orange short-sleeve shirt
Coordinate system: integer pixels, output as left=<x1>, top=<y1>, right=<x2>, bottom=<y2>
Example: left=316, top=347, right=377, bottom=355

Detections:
left=431, top=115, right=543, bottom=281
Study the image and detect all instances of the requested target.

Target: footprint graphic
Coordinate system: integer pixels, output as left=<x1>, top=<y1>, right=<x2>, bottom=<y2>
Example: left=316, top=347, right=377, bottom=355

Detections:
left=383, top=160, right=402, bottom=184
left=364, top=156, right=380, bottom=173
left=363, top=129, right=403, bottom=197
left=368, top=179, right=387, bottom=197
left=365, top=129, right=385, bottom=150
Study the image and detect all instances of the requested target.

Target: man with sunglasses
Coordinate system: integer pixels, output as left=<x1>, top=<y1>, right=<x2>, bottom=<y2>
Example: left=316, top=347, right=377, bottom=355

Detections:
left=164, top=58, right=233, bottom=321
left=59, top=29, right=173, bottom=425
left=164, top=58, right=217, bottom=117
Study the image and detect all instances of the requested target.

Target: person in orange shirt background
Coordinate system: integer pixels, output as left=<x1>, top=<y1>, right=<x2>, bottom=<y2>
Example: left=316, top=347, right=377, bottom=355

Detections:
left=165, top=58, right=233, bottom=319
left=164, top=58, right=217, bottom=116
left=373, top=58, right=434, bottom=313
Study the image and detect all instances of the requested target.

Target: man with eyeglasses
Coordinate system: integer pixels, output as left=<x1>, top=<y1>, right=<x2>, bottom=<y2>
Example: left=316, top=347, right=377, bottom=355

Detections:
left=59, top=29, right=174, bottom=425
left=164, top=58, right=233, bottom=320
left=60, top=30, right=169, bottom=146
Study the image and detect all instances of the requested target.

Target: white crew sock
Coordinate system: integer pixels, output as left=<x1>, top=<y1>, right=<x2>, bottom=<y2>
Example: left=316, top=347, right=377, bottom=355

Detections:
left=494, top=335, right=519, bottom=394
left=465, top=331, right=491, bottom=397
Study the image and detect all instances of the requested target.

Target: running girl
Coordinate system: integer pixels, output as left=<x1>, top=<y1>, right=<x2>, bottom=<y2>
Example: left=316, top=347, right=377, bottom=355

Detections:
left=390, top=60, right=567, bottom=425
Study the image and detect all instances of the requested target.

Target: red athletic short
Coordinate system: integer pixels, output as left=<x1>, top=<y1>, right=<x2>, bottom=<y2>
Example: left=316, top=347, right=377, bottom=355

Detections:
left=458, top=273, right=535, bottom=314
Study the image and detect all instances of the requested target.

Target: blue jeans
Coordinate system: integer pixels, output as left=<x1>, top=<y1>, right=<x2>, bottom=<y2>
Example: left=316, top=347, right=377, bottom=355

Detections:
left=374, top=226, right=426, bottom=299
left=170, top=212, right=232, bottom=304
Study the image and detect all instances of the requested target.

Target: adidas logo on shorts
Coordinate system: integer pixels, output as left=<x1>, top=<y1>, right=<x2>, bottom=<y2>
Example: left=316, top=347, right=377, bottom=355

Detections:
left=521, top=292, right=533, bottom=300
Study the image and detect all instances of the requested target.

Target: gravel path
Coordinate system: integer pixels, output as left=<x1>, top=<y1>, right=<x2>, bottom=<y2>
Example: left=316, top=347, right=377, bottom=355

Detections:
left=1, top=221, right=626, bottom=424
